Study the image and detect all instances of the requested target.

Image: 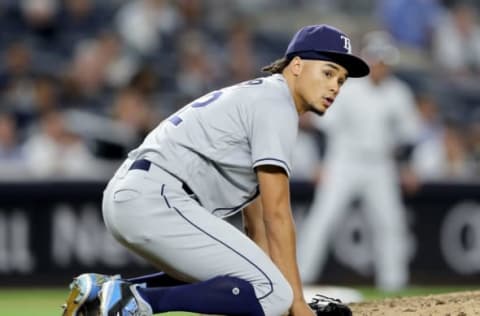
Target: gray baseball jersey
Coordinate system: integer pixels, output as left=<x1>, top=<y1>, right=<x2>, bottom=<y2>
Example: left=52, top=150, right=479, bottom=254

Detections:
left=128, top=74, right=299, bottom=217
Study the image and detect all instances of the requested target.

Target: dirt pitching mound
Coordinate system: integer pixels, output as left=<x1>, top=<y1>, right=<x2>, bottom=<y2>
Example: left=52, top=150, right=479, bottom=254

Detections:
left=350, top=290, right=480, bottom=316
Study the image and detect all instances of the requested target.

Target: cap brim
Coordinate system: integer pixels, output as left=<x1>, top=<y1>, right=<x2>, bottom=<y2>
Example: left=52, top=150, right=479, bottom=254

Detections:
left=317, top=51, right=370, bottom=78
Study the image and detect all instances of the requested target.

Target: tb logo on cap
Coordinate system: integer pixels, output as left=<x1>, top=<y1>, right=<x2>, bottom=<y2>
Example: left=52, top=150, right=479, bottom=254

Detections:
left=340, top=35, right=352, bottom=54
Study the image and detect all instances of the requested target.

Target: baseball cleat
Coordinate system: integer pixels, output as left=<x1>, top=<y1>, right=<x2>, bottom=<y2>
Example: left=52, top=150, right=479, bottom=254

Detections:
left=62, top=273, right=120, bottom=316
left=100, top=279, right=152, bottom=316
left=308, top=294, right=352, bottom=316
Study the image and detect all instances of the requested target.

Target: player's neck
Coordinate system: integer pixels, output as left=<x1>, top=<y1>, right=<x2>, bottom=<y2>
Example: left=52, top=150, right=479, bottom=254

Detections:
left=282, top=72, right=306, bottom=114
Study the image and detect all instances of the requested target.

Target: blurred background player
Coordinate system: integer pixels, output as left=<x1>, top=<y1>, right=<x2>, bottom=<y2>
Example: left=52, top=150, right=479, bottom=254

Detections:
left=297, top=31, right=422, bottom=292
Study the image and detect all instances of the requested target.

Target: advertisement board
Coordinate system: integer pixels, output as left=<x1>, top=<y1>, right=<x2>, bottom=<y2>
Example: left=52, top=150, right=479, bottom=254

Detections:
left=1, top=181, right=480, bottom=286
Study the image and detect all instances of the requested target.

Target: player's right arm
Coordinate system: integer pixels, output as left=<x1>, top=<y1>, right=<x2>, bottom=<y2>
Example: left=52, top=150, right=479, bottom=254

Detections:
left=257, top=165, right=314, bottom=316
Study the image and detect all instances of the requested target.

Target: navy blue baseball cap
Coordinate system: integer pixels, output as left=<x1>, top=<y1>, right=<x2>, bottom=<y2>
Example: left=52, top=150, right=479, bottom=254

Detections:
left=285, top=24, right=370, bottom=78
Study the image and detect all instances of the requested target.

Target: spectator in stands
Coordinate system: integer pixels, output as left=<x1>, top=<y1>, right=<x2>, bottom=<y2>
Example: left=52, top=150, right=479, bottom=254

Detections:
left=412, top=120, right=475, bottom=180
left=62, top=38, right=107, bottom=110
left=64, top=31, right=137, bottom=111
left=32, top=75, right=59, bottom=114
left=0, top=41, right=37, bottom=128
left=18, top=0, right=60, bottom=49
left=0, top=111, right=23, bottom=160
left=176, top=0, right=207, bottom=30
left=111, top=88, right=158, bottom=145
left=410, top=92, right=474, bottom=181
left=57, top=0, right=107, bottom=54
left=432, top=0, right=480, bottom=79
left=115, top=0, right=179, bottom=58
left=96, top=30, right=139, bottom=89
left=175, top=29, right=220, bottom=101
left=22, top=110, right=96, bottom=178
left=376, top=0, right=442, bottom=51
left=5, top=74, right=61, bottom=133
left=224, top=19, right=257, bottom=84
left=0, top=111, right=28, bottom=179
left=128, top=65, right=159, bottom=98
left=0, top=1, right=21, bottom=47
left=467, top=121, right=480, bottom=177
left=0, top=41, right=32, bottom=89
left=415, top=92, right=444, bottom=143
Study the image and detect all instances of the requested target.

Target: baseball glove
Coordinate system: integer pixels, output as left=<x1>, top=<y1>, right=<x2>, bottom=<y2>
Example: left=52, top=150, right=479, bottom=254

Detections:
left=308, top=294, right=352, bottom=316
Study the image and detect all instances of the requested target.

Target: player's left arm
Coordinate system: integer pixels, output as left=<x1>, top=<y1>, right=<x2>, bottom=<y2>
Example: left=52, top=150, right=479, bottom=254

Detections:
left=257, top=165, right=313, bottom=316
left=243, top=196, right=270, bottom=255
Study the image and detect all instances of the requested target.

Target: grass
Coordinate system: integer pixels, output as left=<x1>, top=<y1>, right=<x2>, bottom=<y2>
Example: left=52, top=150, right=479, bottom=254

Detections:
left=0, top=288, right=65, bottom=316
left=0, top=287, right=196, bottom=316
left=0, top=286, right=477, bottom=316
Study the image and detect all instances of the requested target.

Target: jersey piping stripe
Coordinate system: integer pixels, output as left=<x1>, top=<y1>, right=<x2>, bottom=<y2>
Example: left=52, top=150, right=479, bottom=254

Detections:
left=253, top=158, right=291, bottom=175
left=160, top=184, right=274, bottom=301
left=212, top=188, right=260, bottom=217
left=161, top=184, right=170, bottom=208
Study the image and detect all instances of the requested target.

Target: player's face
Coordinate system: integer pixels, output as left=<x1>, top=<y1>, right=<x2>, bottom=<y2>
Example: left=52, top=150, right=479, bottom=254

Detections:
left=369, top=61, right=390, bottom=84
left=295, top=60, right=348, bottom=115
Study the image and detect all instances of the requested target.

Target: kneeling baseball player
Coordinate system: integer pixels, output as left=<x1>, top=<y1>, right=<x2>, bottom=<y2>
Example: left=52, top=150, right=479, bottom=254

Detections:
left=62, top=24, right=369, bottom=316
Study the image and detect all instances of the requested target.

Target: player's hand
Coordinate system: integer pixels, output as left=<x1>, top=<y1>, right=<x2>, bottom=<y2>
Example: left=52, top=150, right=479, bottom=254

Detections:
left=400, top=166, right=420, bottom=195
left=290, top=300, right=315, bottom=316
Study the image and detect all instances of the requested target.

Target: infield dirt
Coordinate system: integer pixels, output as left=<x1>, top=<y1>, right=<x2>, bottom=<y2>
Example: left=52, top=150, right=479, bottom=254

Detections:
left=350, top=290, right=480, bottom=315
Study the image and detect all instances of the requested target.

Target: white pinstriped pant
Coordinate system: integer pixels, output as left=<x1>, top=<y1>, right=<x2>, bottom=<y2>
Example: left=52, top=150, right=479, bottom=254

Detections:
left=298, top=157, right=410, bottom=291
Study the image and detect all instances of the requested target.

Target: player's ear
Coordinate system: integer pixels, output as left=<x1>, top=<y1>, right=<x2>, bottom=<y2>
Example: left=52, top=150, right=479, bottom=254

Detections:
left=289, top=56, right=303, bottom=76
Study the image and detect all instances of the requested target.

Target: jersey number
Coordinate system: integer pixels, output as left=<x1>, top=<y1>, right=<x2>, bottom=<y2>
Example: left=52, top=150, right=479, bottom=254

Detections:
left=169, top=90, right=223, bottom=126
left=168, top=79, right=263, bottom=126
